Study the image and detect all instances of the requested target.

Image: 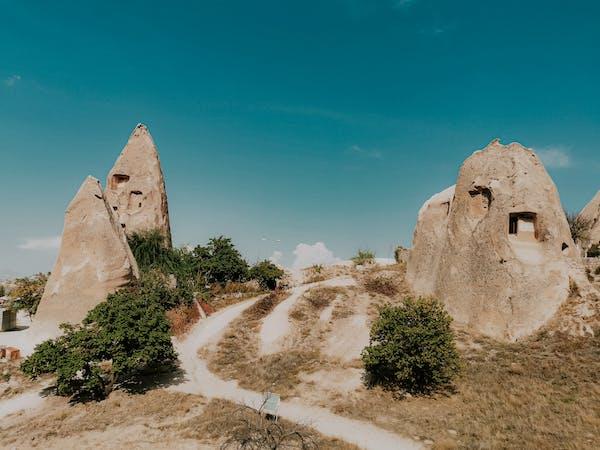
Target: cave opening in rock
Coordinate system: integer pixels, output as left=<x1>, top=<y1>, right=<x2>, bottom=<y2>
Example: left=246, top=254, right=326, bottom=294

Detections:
left=509, top=212, right=538, bottom=241
left=468, top=187, right=492, bottom=218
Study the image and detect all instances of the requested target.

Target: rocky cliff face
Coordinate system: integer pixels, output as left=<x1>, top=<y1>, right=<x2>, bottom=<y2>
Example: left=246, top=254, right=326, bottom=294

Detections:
left=32, top=177, right=139, bottom=340
left=105, top=124, right=172, bottom=247
left=408, top=140, right=580, bottom=341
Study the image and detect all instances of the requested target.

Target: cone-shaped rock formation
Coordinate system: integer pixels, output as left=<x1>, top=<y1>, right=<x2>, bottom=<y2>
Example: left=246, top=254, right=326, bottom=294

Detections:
left=407, top=140, right=578, bottom=341
left=32, top=176, right=139, bottom=340
left=105, top=124, right=172, bottom=246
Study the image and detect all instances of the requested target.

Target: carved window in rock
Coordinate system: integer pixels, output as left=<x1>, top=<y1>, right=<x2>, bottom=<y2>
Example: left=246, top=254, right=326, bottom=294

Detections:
left=128, top=191, right=143, bottom=209
left=110, top=174, right=130, bottom=190
left=508, top=212, right=538, bottom=241
left=468, top=187, right=492, bottom=219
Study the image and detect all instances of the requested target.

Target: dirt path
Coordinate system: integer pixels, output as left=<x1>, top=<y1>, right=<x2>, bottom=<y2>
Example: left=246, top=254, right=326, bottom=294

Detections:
left=0, top=389, right=46, bottom=419
left=259, top=277, right=356, bottom=355
left=172, top=280, right=421, bottom=450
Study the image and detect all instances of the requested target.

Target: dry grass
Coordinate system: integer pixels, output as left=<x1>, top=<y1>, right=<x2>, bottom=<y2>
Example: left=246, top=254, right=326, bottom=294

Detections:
left=180, top=398, right=359, bottom=449
left=207, top=288, right=339, bottom=396
left=0, top=360, right=41, bottom=399
left=0, top=389, right=358, bottom=449
left=328, top=329, right=600, bottom=449
left=363, top=275, right=398, bottom=297
left=0, top=389, right=206, bottom=448
left=166, top=302, right=200, bottom=338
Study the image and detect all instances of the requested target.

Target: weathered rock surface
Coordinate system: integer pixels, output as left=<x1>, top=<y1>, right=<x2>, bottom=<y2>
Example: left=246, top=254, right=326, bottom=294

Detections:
left=408, top=140, right=579, bottom=341
left=579, top=190, right=600, bottom=252
left=406, top=185, right=455, bottom=295
left=105, top=124, right=172, bottom=246
left=32, top=177, right=139, bottom=339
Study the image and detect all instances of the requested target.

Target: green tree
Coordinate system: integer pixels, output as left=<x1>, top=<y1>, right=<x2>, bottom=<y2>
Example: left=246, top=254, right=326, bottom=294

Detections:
left=362, top=298, right=461, bottom=394
left=193, top=236, right=249, bottom=284
left=249, top=260, right=284, bottom=290
left=21, top=286, right=177, bottom=400
left=9, top=273, right=48, bottom=315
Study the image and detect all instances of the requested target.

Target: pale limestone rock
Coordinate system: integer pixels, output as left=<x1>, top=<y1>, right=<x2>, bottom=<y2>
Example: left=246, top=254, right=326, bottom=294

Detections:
left=406, top=185, right=455, bottom=295
left=32, top=177, right=139, bottom=340
left=579, top=190, right=600, bottom=252
left=105, top=124, right=172, bottom=247
left=408, top=140, right=579, bottom=341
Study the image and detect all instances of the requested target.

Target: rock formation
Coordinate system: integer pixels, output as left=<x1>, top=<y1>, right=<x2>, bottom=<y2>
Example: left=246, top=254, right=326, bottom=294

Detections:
left=579, top=190, right=600, bottom=253
left=32, top=177, right=139, bottom=340
left=105, top=124, right=172, bottom=247
left=406, top=185, right=455, bottom=294
left=407, top=140, right=579, bottom=341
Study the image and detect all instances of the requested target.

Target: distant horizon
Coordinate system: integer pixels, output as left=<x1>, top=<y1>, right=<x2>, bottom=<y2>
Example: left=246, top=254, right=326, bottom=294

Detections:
left=2, top=1, right=599, bottom=277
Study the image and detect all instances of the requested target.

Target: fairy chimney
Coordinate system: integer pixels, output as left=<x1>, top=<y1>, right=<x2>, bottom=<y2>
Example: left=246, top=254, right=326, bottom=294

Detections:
left=407, top=140, right=578, bottom=341
left=105, top=124, right=172, bottom=247
left=32, top=177, right=139, bottom=340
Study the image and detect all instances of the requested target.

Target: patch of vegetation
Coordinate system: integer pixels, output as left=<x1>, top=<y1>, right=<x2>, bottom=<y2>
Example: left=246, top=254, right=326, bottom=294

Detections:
left=192, top=236, right=249, bottom=285
left=249, top=260, right=284, bottom=290
left=363, top=276, right=398, bottom=297
left=589, top=243, right=600, bottom=258
left=21, top=284, right=177, bottom=400
left=166, top=302, right=200, bottom=338
left=8, top=273, right=48, bottom=315
left=0, top=284, right=5, bottom=297
left=565, top=211, right=592, bottom=245
left=362, top=298, right=461, bottom=394
left=352, top=249, right=375, bottom=266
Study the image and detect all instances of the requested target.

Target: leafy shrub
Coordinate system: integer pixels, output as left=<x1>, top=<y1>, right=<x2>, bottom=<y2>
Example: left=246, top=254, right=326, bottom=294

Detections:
left=136, top=269, right=194, bottom=310
left=128, top=229, right=174, bottom=271
left=193, top=236, right=249, bottom=285
left=352, top=249, right=375, bottom=266
left=21, top=285, right=177, bottom=400
left=249, top=260, right=284, bottom=290
left=8, top=273, right=48, bottom=315
left=362, top=298, right=461, bottom=394
left=166, top=302, right=200, bottom=337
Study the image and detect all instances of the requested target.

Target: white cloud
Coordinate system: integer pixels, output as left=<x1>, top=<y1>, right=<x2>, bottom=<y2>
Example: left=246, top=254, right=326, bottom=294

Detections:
left=536, top=147, right=572, bottom=169
left=18, top=236, right=61, bottom=251
left=350, top=145, right=382, bottom=160
left=269, top=250, right=283, bottom=265
left=4, top=74, right=21, bottom=87
left=292, top=242, right=341, bottom=270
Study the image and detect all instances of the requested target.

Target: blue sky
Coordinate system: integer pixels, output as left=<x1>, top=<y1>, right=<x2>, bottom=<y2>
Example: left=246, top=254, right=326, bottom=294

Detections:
left=1, top=0, right=599, bottom=277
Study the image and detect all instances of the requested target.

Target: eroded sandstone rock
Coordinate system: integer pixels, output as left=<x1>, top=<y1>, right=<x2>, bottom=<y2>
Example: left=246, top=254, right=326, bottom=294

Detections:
left=579, top=190, right=600, bottom=253
left=105, top=124, right=172, bottom=246
left=32, top=177, right=139, bottom=340
left=408, top=140, right=579, bottom=341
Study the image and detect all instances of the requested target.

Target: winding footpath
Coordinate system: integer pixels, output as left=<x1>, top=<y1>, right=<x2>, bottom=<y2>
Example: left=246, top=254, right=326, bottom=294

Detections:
left=171, top=278, right=421, bottom=450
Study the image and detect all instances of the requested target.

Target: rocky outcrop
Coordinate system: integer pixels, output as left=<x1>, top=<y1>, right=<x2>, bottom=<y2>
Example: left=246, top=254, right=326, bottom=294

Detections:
left=579, top=190, right=600, bottom=253
left=32, top=177, right=139, bottom=340
left=105, top=124, right=172, bottom=247
left=406, top=185, right=455, bottom=295
left=408, top=140, right=579, bottom=341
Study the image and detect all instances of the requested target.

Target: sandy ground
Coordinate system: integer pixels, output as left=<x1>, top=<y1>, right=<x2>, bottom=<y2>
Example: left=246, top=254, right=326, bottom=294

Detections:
left=172, top=284, right=421, bottom=450
left=0, top=389, right=46, bottom=419
left=259, top=277, right=356, bottom=355
left=323, top=292, right=371, bottom=363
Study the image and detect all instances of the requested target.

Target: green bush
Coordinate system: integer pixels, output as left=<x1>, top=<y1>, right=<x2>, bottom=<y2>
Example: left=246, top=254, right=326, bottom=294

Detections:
left=21, top=285, right=177, bottom=400
left=193, top=236, right=249, bottom=285
left=352, top=249, right=375, bottom=266
left=361, top=298, right=461, bottom=394
left=8, top=273, right=48, bottom=315
left=249, top=260, right=284, bottom=290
